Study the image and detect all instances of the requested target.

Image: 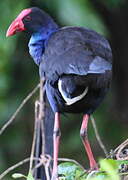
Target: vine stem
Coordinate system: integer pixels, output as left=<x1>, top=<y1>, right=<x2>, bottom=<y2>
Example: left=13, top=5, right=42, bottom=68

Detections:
left=0, top=84, right=40, bottom=136
left=90, top=115, right=108, bottom=157
left=0, top=157, right=40, bottom=180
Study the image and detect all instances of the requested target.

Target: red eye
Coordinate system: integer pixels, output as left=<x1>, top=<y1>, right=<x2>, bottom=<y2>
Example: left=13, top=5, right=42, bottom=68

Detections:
left=25, top=15, right=31, bottom=21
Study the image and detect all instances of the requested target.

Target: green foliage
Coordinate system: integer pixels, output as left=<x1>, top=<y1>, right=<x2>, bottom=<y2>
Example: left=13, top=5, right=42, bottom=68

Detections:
left=58, top=159, right=128, bottom=180
left=56, top=0, right=108, bottom=35
left=58, top=162, right=86, bottom=180
left=103, top=0, right=126, bottom=8
left=26, top=172, right=35, bottom=180
left=12, top=173, right=26, bottom=179
left=99, top=159, right=119, bottom=180
left=10, top=158, right=128, bottom=180
left=12, top=171, right=34, bottom=180
left=0, top=0, right=27, bottom=121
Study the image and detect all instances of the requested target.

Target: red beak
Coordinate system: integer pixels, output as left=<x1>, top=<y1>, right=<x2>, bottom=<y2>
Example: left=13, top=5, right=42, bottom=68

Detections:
left=6, top=8, right=31, bottom=37
left=6, top=19, right=26, bottom=37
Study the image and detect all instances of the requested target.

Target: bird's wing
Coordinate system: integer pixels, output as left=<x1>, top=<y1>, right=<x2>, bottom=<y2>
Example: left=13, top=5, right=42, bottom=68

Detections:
left=40, top=46, right=112, bottom=82
left=40, top=27, right=112, bottom=82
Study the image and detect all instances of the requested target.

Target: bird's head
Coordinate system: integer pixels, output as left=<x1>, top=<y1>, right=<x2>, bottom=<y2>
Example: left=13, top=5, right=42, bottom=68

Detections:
left=6, top=7, right=56, bottom=37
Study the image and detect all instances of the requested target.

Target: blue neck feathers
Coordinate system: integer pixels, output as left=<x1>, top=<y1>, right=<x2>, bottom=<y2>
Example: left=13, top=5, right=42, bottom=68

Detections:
left=28, top=24, right=58, bottom=65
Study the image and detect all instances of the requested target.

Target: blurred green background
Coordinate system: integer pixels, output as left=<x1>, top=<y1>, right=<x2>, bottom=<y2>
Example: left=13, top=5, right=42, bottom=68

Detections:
left=0, top=0, right=128, bottom=179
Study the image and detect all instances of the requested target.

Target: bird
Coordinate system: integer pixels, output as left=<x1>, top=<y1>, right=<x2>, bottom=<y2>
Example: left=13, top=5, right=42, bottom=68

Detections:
left=6, top=7, right=112, bottom=180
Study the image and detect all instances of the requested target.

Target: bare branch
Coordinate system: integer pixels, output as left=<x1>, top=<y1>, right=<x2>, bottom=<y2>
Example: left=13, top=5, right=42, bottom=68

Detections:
left=0, top=84, right=40, bottom=136
left=33, top=154, right=52, bottom=180
left=0, top=157, right=40, bottom=180
left=33, top=100, right=42, bottom=172
left=114, top=139, right=128, bottom=153
left=39, top=78, right=46, bottom=155
left=114, top=139, right=128, bottom=160
left=29, top=100, right=40, bottom=171
left=32, top=78, right=47, bottom=179
left=44, top=155, right=52, bottom=180
left=90, top=115, right=108, bottom=157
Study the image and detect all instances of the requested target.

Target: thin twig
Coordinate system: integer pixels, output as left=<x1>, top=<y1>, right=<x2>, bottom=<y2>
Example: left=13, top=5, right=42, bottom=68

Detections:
left=39, top=78, right=46, bottom=156
left=33, top=154, right=52, bottom=180
left=0, top=83, right=40, bottom=136
left=32, top=78, right=47, bottom=179
left=30, top=79, right=45, bottom=176
left=29, top=100, right=40, bottom=171
left=58, top=158, right=85, bottom=171
left=115, top=139, right=128, bottom=160
left=90, top=115, right=108, bottom=157
left=120, top=172, right=128, bottom=176
left=114, top=139, right=128, bottom=153
left=34, top=100, right=41, bottom=174
left=39, top=78, right=51, bottom=180
left=44, top=155, right=52, bottom=180
left=0, top=157, right=40, bottom=180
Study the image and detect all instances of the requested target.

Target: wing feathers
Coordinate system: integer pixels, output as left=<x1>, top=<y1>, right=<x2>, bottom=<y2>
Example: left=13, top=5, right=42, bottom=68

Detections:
left=88, top=56, right=112, bottom=74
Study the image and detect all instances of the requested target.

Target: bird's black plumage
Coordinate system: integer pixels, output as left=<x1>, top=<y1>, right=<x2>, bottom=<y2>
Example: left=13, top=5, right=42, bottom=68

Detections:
left=40, top=27, right=112, bottom=114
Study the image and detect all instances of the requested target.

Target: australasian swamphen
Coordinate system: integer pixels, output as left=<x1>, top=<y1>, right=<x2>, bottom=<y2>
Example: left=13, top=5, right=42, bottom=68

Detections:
left=6, top=7, right=112, bottom=180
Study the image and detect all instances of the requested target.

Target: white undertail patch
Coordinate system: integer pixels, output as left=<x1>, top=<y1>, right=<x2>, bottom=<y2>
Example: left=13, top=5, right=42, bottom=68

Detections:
left=58, top=79, right=88, bottom=106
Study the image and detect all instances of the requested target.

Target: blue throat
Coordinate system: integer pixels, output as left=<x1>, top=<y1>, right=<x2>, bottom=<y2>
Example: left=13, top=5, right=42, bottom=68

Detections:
left=28, top=26, right=58, bottom=65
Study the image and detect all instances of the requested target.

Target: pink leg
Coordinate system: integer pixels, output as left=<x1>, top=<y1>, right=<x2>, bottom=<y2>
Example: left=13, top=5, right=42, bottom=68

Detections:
left=52, top=112, right=61, bottom=180
left=80, top=114, right=98, bottom=170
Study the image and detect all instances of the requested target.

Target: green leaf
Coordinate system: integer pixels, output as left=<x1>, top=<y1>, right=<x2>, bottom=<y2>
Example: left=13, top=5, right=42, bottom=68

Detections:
left=11, top=171, right=34, bottom=180
left=99, top=159, right=120, bottom=180
left=27, top=171, right=34, bottom=180
left=116, top=160, right=128, bottom=165
left=12, top=173, right=26, bottom=179
left=58, top=162, right=78, bottom=175
left=56, top=0, right=108, bottom=36
left=58, top=162, right=86, bottom=180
